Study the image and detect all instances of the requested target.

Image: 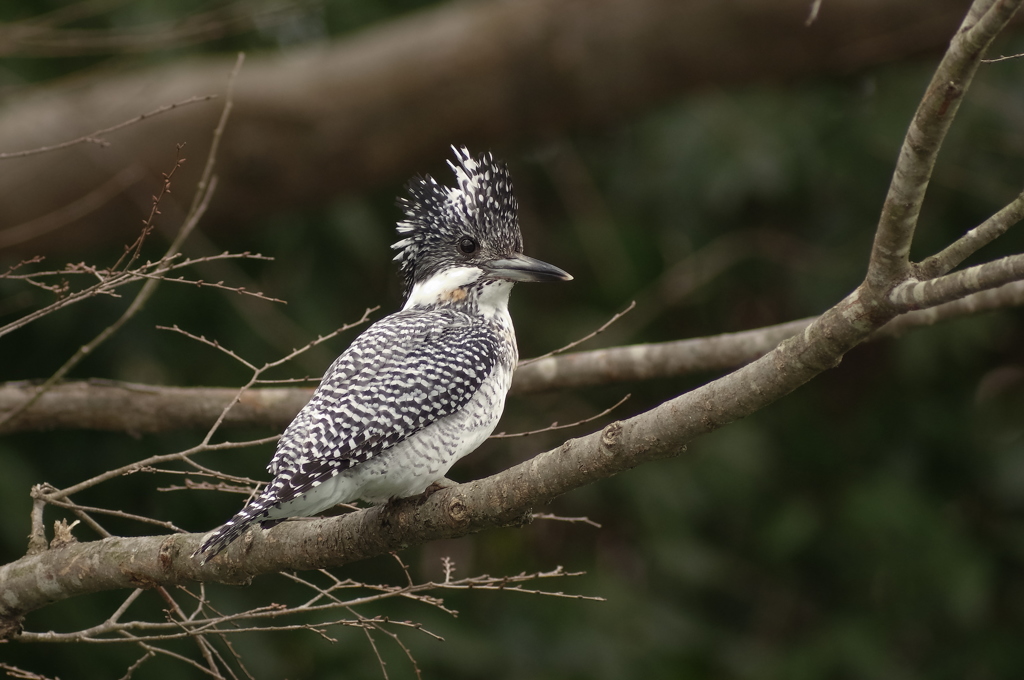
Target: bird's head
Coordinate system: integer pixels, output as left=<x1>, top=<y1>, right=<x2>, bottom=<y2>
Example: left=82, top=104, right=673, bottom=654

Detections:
left=392, top=147, right=571, bottom=307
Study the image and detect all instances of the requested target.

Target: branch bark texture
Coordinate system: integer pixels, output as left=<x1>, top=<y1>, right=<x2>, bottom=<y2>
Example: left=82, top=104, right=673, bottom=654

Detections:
left=867, top=0, right=1020, bottom=288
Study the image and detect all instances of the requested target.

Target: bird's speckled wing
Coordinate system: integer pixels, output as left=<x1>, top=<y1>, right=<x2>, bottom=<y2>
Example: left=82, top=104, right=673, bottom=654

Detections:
left=266, top=308, right=501, bottom=505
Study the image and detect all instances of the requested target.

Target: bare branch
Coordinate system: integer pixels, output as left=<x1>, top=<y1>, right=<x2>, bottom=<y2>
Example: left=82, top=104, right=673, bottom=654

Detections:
left=0, top=96, right=216, bottom=159
left=513, top=317, right=817, bottom=393
left=0, top=55, right=245, bottom=432
left=531, top=513, right=603, bottom=528
left=4, top=274, right=1024, bottom=435
left=981, top=50, right=1024, bottom=61
left=518, top=301, right=635, bottom=366
left=0, top=662, right=60, bottom=680
left=0, top=153, right=206, bottom=429
left=0, top=251, right=277, bottom=342
left=190, top=307, right=378, bottom=448
left=490, top=394, right=630, bottom=438
left=42, top=498, right=188, bottom=535
left=867, top=0, right=1021, bottom=290
left=117, top=650, right=155, bottom=680
left=365, top=616, right=423, bottom=680
left=124, top=641, right=225, bottom=679
left=9, top=567, right=592, bottom=643
left=42, top=436, right=279, bottom=505
left=891, top=252, right=1024, bottom=309
left=157, top=325, right=258, bottom=372
left=26, top=490, right=48, bottom=556
left=879, top=279, right=1024, bottom=335
left=916, top=186, right=1024, bottom=278
left=179, top=54, right=245, bottom=248
left=130, top=271, right=287, bottom=303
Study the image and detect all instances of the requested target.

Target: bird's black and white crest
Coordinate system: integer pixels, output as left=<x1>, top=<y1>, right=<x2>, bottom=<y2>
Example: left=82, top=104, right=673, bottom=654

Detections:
left=393, top=146, right=523, bottom=298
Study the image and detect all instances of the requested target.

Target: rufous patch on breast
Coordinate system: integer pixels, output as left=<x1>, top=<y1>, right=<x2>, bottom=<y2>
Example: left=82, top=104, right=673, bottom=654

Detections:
left=443, top=287, right=468, bottom=302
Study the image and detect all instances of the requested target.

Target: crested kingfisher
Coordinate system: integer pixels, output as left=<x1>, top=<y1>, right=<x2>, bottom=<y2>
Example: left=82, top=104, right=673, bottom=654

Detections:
left=195, top=146, right=572, bottom=563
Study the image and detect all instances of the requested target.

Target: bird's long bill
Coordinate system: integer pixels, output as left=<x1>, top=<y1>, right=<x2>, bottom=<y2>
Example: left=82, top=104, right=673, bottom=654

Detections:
left=484, top=254, right=573, bottom=283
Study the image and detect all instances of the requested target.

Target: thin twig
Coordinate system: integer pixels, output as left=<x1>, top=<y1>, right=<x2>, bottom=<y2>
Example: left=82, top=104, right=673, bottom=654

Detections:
left=359, top=620, right=389, bottom=680
left=157, top=325, right=258, bottom=371
left=0, top=662, right=61, bottom=680
left=916, top=186, right=1024, bottom=278
left=490, top=394, right=630, bottom=438
left=0, top=56, right=245, bottom=430
left=157, top=478, right=259, bottom=495
left=0, top=252, right=279, bottom=342
left=531, top=513, right=602, bottom=529
left=981, top=50, right=1024, bottom=62
left=26, top=487, right=49, bottom=555
left=109, top=589, right=145, bottom=627
left=518, top=301, right=635, bottom=367
left=117, top=650, right=155, bottom=680
left=364, top=613, right=423, bottom=680
left=16, top=568, right=595, bottom=643
left=391, top=553, right=415, bottom=589
left=127, top=639, right=227, bottom=679
left=192, top=308, right=378, bottom=448
left=0, top=95, right=216, bottom=159
left=41, top=436, right=279, bottom=503
left=0, top=154, right=191, bottom=427
left=43, top=497, right=188, bottom=533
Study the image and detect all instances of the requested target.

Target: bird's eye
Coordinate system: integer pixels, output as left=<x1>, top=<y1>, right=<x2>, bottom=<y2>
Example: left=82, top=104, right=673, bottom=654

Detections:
left=458, top=236, right=478, bottom=254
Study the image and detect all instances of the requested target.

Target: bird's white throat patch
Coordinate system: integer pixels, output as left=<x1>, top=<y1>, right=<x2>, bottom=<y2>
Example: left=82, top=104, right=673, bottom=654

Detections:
left=404, top=266, right=513, bottom=317
left=405, top=266, right=482, bottom=309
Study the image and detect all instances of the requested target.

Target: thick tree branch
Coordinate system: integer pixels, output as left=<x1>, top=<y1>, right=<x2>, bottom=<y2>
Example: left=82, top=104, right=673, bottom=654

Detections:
left=0, top=282, right=889, bottom=627
left=0, top=381, right=311, bottom=434
left=4, top=278, right=1024, bottom=434
left=867, top=0, right=1020, bottom=289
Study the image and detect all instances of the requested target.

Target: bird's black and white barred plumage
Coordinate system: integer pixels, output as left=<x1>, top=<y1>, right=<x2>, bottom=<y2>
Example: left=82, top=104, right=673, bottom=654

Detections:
left=194, top=147, right=571, bottom=563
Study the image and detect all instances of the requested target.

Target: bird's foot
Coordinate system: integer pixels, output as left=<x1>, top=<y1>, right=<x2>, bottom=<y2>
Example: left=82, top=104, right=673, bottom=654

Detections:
left=424, top=477, right=458, bottom=495
left=413, top=477, right=458, bottom=503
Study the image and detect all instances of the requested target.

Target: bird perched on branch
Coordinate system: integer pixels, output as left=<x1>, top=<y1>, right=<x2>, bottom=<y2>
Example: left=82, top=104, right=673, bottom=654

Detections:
left=194, top=146, right=572, bottom=563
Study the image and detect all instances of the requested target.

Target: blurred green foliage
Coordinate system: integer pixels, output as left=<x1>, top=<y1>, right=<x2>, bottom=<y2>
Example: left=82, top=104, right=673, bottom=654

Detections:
left=2, top=1, right=1024, bottom=678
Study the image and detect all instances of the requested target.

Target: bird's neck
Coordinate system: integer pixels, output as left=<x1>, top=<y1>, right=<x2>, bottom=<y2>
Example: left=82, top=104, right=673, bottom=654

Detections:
left=403, top=266, right=514, bottom=319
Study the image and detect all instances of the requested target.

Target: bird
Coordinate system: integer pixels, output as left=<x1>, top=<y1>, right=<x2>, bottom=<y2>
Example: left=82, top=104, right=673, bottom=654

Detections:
left=194, top=146, right=572, bottom=564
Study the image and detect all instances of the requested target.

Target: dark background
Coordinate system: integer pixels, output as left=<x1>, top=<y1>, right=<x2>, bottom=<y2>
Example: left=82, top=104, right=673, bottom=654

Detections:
left=2, top=1, right=1024, bottom=678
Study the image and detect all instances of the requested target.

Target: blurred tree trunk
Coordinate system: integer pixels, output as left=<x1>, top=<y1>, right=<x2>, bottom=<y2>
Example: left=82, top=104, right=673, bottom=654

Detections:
left=0, top=0, right=984, bottom=257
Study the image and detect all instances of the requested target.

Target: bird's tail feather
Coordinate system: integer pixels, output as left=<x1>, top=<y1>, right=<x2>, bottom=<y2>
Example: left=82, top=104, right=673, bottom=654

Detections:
left=193, top=496, right=276, bottom=565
